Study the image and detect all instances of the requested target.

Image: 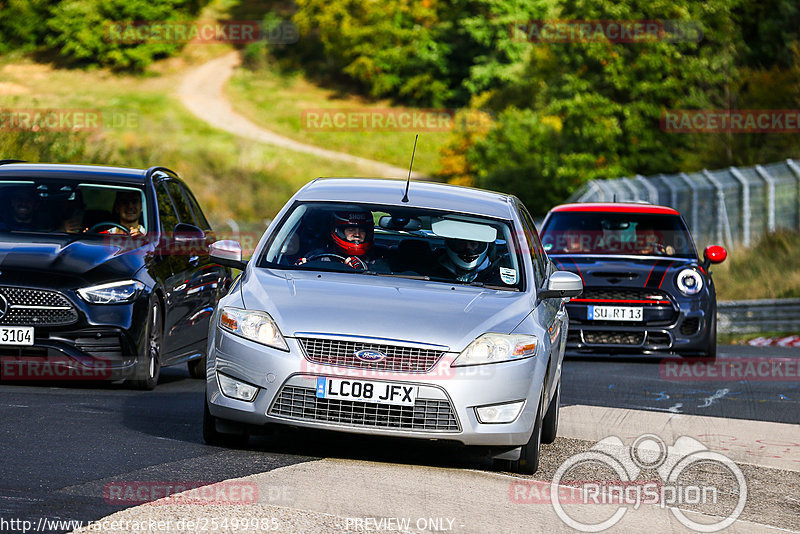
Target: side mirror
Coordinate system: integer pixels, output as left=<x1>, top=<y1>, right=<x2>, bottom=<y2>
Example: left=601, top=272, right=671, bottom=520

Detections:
left=702, top=245, right=727, bottom=270
left=210, top=240, right=247, bottom=271
left=538, top=271, right=583, bottom=301
left=172, top=223, right=205, bottom=243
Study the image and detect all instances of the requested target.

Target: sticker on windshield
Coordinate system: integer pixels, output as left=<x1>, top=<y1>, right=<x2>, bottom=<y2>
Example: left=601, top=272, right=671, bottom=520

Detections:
left=500, top=267, right=517, bottom=285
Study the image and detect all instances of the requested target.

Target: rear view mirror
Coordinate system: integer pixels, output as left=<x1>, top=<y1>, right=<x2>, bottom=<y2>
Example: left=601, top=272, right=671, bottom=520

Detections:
left=210, top=240, right=247, bottom=270
left=378, top=215, right=422, bottom=231
left=703, top=245, right=727, bottom=269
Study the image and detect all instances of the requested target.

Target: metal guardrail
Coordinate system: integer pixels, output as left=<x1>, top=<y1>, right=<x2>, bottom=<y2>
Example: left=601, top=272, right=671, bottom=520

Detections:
left=718, top=298, right=800, bottom=334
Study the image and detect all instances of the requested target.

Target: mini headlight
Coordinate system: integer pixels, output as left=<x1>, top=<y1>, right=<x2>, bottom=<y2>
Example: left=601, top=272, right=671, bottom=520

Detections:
left=676, top=268, right=704, bottom=295
left=452, top=333, right=537, bottom=367
left=218, top=307, right=289, bottom=351
left=77, top=280, right=145, bottom=304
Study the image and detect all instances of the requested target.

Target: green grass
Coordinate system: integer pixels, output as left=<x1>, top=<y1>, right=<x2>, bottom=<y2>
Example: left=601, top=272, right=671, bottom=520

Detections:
left=712, top=231, right=800, bottom=300
left=225, top=65, right=452, bottom=176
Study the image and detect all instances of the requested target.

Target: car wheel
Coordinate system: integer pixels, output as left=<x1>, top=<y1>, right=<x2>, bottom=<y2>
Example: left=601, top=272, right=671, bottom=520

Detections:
left=510, top=393, right=544, bottom=475
left=203, top=396, right=249, bottom=448
left=700, top=314, right=717, bottom=361
left=133, top=301, right=162, bottom=390
left=187, top=354, right=206, bottom=379
left=541, top=381, right=560, bottom=444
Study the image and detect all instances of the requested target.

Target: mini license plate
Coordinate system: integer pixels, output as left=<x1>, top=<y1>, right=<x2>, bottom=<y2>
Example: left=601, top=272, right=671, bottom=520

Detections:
left=0, top=326, right=34, bottom=346
left=316, top=377, right=417, bottom=406
left=588, top=306, right=643, bottom=322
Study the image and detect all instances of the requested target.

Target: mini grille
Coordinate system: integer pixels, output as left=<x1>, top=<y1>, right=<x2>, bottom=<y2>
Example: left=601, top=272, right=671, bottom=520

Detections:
left=579, top=288, right=671, bottom=302
left=648, top=333, right=672, bottom=346
left=0, top=287, right=78, bottom=326
left=583, top=331, right=644, bottom=345
left=270, top=385, right=460, bottom=432
left=298, top=338, right=444, bottom=373
left=680, top=318, right=701, bottom=335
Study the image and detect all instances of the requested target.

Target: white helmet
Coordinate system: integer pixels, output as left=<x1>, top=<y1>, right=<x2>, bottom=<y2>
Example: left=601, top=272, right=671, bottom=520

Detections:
left=445, top=238, right=489, bottom=270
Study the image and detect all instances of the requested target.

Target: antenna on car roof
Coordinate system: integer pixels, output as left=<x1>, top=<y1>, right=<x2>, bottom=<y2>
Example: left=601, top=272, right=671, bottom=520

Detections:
left=401, top=135, right=418, bottom=203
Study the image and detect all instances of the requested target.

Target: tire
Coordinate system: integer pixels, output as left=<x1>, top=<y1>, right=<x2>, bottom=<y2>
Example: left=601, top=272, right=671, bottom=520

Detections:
left=510, top=394, right=544, bottom=475
left=132, top=301, right=162, bottom=390
left=203, top=396, right=249, bottom=448
left=541, top=381, right=560, bottom=445
left=700, top=314, right=717, bottom=361
left=187, top=354, right=206, bottom=379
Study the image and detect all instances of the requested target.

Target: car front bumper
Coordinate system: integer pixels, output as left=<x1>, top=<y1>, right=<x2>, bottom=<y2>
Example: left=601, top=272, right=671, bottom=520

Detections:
left=206, top=328, right=547, bottom=448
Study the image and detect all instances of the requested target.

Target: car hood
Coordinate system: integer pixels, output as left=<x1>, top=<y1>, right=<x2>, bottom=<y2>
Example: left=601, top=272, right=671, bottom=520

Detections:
left=0, top=234, right=148, bottom=286
left=549, top=255, right=697, bottom=289
left=241, top=269, right=532, bottom=352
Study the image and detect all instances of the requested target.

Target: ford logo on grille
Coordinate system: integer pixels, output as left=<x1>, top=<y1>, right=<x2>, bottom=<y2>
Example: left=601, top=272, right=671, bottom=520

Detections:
left=0, top=294, right=7, bottom=321
left=354, top=349, right=386, bottom=362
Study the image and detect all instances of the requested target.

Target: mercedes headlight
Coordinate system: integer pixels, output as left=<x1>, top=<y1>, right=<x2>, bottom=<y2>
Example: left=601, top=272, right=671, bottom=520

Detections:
left=219, top=307, right=288, bottom=351
left=676, top=268, right=704, bottom=295
left=452, top=333, right=537, bottom=367
left=77, top=280, right=145, bottom=304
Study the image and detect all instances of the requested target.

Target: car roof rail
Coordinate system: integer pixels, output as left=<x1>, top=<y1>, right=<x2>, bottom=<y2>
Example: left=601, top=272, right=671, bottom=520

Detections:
left=0, top=159, right=26, bottom=165
left=145, top=166, right=178, bottom=181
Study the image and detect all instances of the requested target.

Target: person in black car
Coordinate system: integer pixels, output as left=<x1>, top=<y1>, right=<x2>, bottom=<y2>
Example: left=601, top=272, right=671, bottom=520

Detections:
left=296, top=209, right=389, bottom=272
left=1, top=188, right=42, bottom=232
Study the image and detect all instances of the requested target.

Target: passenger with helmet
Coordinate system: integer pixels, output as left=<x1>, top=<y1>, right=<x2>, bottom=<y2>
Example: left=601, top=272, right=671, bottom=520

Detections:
left=295, top=209, right=389, bottom=272
left=433, top=237, right=492, bottom=283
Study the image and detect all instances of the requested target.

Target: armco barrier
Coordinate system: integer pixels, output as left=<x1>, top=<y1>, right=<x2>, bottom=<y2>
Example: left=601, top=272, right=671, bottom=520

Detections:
left=718, top=298, right=800, bottom=334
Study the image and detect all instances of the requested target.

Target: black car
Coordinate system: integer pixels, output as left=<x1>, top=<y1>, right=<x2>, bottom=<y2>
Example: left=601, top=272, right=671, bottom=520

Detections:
left=0, top=162, right=232, bottom=388
left=540, top=202, right=727, bottom=359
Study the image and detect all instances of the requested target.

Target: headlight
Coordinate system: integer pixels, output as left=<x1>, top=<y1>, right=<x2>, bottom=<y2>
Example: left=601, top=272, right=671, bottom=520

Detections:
left=475, top=400, right=525, bottom=424
left=676, top=268, right=704, bottom=295
left=217, top=372, right=259, bottom=401
left=452, top=333, right=537, bottom=367
left=219, top=307, right=288, bottom=351
left=77, top=280, right=145, bottom=304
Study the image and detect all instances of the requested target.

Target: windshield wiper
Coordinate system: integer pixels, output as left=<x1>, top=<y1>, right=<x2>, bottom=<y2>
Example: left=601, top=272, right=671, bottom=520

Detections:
left=373, top=273, right=431, bottom=281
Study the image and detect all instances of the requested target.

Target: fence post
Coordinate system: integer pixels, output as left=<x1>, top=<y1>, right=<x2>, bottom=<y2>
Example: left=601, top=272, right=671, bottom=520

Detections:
left=785, top=159, right=800, bottom=231
left=619, top=177, right=640, bottom=200
left=755, top=164, right=776, bottom=232
left=658, top=174, right=679, bottom=208
left=702, top=169, right=734, bottom=248
left=679, top=172, right=700, bottom=240
left=728, top=166, right=751, bottom=248
left=635, top=174, right=659, bottom=203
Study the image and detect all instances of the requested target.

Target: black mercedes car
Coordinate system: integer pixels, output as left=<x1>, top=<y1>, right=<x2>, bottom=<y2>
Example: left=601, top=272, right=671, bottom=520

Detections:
left=0, top=162, right=232, bottom=388
left=540, top=202, right=726, bottom=359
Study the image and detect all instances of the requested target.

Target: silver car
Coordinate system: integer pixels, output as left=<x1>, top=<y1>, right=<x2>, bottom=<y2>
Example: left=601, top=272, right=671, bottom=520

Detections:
left=203, top=178, right=582, bottom=474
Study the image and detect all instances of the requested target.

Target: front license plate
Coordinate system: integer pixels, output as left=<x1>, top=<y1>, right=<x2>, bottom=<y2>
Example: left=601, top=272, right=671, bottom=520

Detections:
left=588, top=306, right=643, bottom=321
left=316, top=377, right=417, bottom=406
left=0, top=326, right=34, bottom=346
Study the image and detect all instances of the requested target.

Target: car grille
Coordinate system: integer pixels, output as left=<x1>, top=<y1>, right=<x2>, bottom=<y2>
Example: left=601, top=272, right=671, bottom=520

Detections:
left=578, top=288, right=672, bottom=303
left=583, top=331, right=645, bottom=345
left=269, top=385, right=460, bottom=432
left=0, top=287, right=78, bottom=326
left=298, top=337, right=445, bottom=373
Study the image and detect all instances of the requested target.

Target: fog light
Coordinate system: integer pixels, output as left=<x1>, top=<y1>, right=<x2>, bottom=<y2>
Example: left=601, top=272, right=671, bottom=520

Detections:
left=217, top=372, right=259, bottom=402
left=475, top=400, right=525, bottom=424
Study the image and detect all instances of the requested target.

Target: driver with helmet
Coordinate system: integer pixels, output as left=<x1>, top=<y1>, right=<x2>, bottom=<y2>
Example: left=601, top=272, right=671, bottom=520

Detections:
left=295, top=209, right=389, bottom=272
left=433, top=238, right=492, bottom=283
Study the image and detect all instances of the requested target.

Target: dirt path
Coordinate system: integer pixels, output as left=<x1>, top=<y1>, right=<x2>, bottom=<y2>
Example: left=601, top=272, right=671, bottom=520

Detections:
left=178, top=52, right=424, bottom=178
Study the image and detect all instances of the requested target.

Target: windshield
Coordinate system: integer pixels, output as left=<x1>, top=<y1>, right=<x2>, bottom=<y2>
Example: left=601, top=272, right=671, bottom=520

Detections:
left=540, top=211, right=697, bottom=258
left=0, top=179, right=148, bottom=237
left=259, top=202, right=524, bottom=290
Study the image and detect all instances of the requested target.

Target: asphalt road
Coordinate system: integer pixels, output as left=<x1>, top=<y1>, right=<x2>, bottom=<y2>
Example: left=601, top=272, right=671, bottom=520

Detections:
left=0, top=344, right=797, bottom=532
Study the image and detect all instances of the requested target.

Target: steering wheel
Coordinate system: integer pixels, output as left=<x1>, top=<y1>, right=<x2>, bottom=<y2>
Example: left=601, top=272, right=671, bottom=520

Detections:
left=475, top=252, right=511, bottom=283
left=88, top=222, right=130, bottom=234
left=305, top=252, right=368, bottom=270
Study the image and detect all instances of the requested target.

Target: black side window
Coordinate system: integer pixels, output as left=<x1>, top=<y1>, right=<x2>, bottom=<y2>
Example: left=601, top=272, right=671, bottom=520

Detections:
left=181, top=185, right=211, bottom=231
left=156, top=183, right=179, bottom=234
left=166, top=181, right=197, bottom=226
left=519, top=206, right=547, bottom=287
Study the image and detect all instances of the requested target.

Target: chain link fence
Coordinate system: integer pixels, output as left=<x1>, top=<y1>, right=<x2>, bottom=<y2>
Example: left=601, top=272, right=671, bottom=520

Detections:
left=568, top=158, right=800, bottom=250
